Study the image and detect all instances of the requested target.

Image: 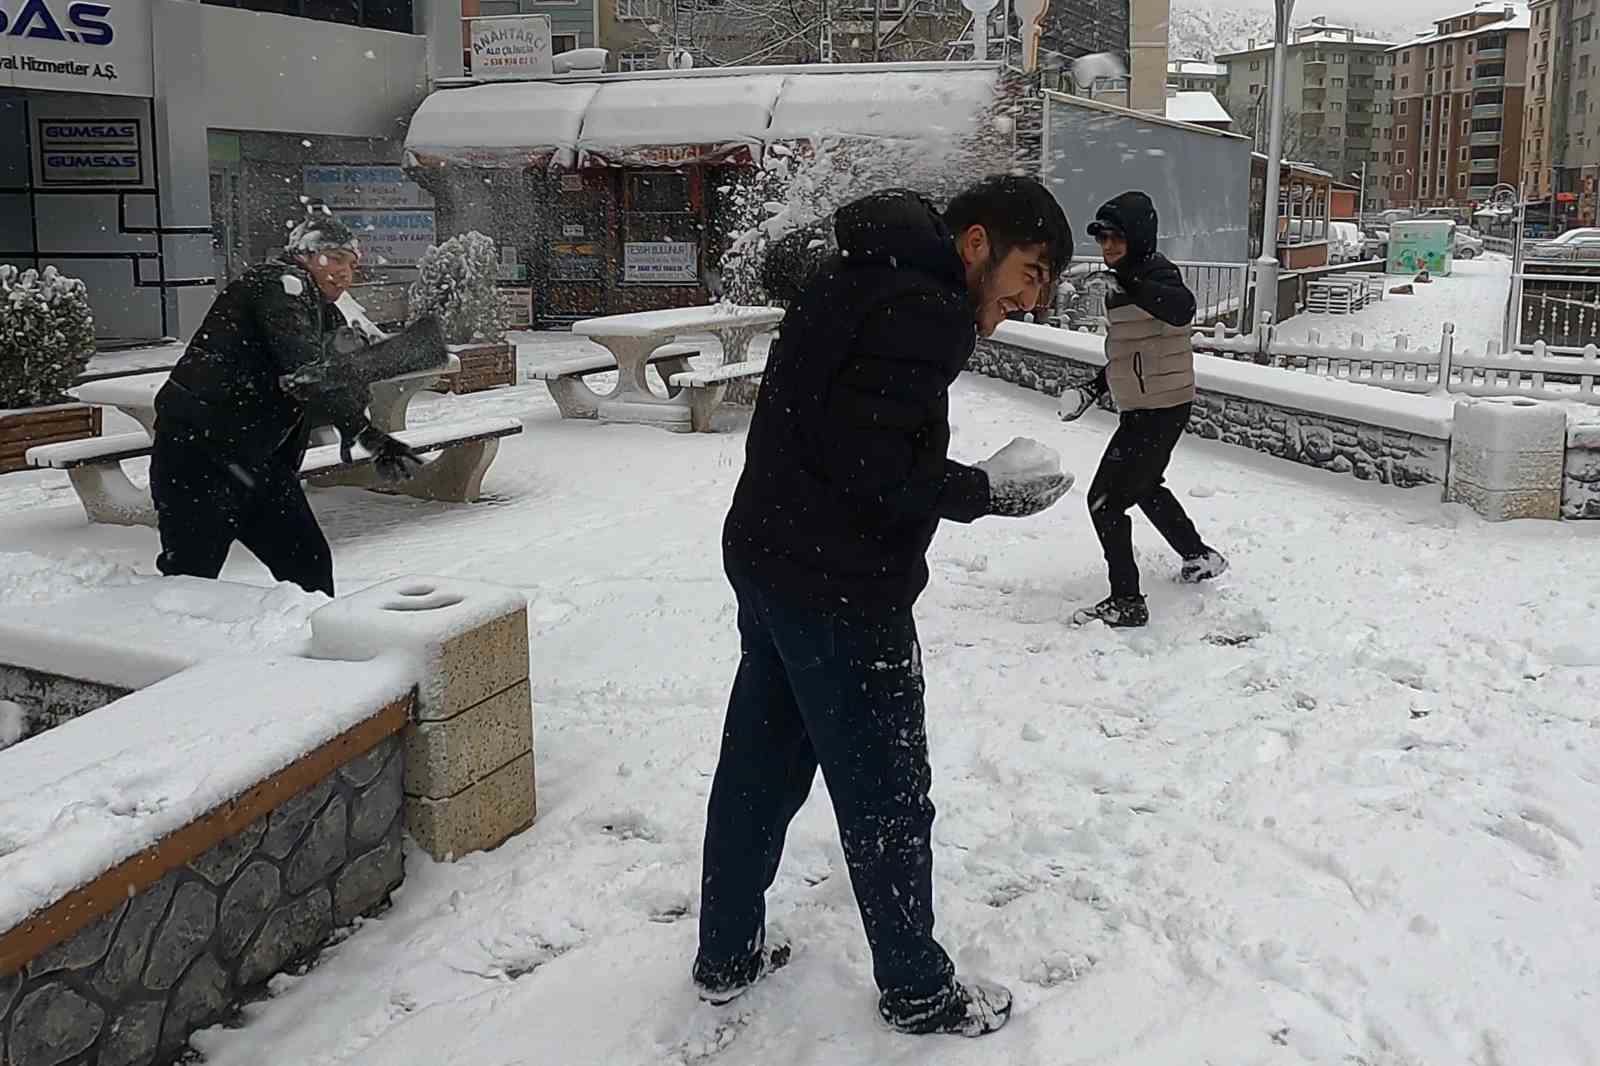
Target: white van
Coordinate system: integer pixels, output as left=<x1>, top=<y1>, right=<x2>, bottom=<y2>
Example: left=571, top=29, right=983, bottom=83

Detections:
left=1328, top=222, right=1364, bottom=263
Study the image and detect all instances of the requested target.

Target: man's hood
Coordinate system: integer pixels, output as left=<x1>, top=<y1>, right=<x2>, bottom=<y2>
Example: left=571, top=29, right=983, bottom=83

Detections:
left=1093, top=191, right=1160, bottom=260
left=833, top=189, right=966, bottom=290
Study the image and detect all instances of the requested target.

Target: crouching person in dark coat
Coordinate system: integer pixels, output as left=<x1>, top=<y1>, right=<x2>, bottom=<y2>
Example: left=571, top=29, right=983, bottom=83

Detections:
left=694, top=176, right=1075, bottom=1038
left=150, top=213, right=420, bottom=596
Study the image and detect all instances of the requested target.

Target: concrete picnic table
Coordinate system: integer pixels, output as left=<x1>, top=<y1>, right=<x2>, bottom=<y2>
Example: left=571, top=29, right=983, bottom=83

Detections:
left=569, top=304, right=784, bottom=431
left=68, top=355, right=462, bottom=437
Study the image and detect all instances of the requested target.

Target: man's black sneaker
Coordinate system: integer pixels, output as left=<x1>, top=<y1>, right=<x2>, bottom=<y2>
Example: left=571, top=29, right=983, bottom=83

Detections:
left=693, top=941, right=792, bottom=1005
left=1071, top=595, right=1149, bottom=628
left=881, top=979, right=1013, bottom=1038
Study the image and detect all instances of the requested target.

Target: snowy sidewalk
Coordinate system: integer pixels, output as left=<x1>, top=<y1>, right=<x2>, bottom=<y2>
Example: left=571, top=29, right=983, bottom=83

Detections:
left=1275, top=256, right=1511, bottom=355
left=3, top=335, right=1599, bottom=1065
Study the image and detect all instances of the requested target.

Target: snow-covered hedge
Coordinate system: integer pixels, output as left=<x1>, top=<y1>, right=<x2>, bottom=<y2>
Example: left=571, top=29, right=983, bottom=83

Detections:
left=408, top=231, right=503, bottom=345
left=0, top=265, right=95, bottom=409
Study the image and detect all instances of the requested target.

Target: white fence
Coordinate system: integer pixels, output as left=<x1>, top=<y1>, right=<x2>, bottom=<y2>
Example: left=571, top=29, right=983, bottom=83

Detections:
left=1195, top=316, right=1600, bottom=407
left=1194, top=320, right=1452, bottom=395
left=1060, top=258, right=1252, bottom=333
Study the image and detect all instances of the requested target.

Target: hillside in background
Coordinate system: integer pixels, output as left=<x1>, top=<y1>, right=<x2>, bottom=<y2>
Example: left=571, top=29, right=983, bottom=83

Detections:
left=1168, top=0, right=1436, bottom=60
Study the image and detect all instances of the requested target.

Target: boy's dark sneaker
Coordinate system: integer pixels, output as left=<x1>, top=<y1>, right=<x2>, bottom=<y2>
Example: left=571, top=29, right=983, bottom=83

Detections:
left=881, top=979, right=1013, bottom=1038
left=693, top=940, right=792, bottom=1005
left=1072, top=595, right=1149, bottom=628
left=1179, top=551, right=1229, bottom=584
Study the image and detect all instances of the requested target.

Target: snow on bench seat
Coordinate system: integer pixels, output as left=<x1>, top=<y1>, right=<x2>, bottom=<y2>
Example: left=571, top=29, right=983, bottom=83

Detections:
left=526, top=343, right=697, bottom=381
left=668, top=358, right=767, bottom=388
left=0, top=651, right=414, bottom=934
left=0, top=576, right=321, bottom=690
left=26, top=431, right=152, bottom=470
left=299, top=416, right=523, bottom=477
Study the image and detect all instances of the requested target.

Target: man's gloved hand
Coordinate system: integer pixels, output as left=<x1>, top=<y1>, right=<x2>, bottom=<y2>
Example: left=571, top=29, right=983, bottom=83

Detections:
left=341, top=424, right=424, bottom=483
left=975, top=438, right=1075, bottom=518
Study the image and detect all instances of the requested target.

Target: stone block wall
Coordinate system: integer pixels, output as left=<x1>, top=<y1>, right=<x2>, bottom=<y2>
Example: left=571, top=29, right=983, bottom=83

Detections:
left=971, top=335, right=1451, bottom=488
left=1563, top=425, right=1600, bottom=519
left=0, top=734, right=404, bottom=1066
left=0, top=669, right=130, bottom=748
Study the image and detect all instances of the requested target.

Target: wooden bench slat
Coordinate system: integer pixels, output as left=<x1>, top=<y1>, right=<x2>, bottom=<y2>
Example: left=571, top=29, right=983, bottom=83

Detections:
left=299, top=418, right=523, bottom=477
left=27, top=432, right=153, bottom=470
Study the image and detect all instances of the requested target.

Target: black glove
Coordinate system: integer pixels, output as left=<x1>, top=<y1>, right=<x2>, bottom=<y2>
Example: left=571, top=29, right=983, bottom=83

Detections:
left=342, top=424, right=423, bottom=483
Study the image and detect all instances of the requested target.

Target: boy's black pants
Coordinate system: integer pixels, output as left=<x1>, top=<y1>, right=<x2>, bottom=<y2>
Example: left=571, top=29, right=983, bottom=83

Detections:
left=1087, top=403, right=1210, bottom=598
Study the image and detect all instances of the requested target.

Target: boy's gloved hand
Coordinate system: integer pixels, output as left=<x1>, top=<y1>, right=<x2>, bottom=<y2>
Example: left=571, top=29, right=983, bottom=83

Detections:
left=1057, top=386, right=1098, bottom=422
left=976, top=438, right=1075, bottom=518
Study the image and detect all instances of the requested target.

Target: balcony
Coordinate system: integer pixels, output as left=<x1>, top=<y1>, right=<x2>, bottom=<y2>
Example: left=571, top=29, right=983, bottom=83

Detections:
left=1471, top=157, right=1501, bottom=173
left=1474, top=75, right=1507, bottom=89
left=1470, top=131, right=1504, bottom=146
left=1469, top=184, right=1497, bottom=197
left=1474, top=104, right=1505, bottom=118
left=1476, top=47, right=1506, bottom=61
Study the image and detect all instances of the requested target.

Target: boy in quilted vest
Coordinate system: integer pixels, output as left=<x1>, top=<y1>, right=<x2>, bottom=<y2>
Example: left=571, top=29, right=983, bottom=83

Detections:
left=1057, top=191, right=1228, bottom=627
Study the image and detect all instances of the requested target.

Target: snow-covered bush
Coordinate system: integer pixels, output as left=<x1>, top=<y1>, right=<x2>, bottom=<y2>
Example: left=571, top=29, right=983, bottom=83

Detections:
left=0, top=265, right=96, bottom=410
left=408, top=231, right=502, bottom=345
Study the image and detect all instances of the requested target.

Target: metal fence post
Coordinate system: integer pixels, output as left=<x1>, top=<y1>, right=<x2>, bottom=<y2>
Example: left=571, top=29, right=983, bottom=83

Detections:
left=1438, top=321, right=1455, bottom=394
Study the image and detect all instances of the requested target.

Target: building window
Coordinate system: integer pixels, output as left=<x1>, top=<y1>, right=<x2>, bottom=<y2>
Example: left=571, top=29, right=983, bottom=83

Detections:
left=1384, top=151, right=1393, bottom=162
left=204, top=0, right=413, bottom=31
left=623, top=170, right=695, bottom=249
left=1461, top=146, right=1470, bottom=161
left=1400, top=101, right=1409, bottom=114
left=1426, top=47, right=1435, bottom=67
left=1332, top=101, right=1343, bottom=112
left=620, top=50, right=656, bottom=71
left=1394, top=174, right=1406, bottom=190
left=1421, top=176, right=1430, bottom=195
left=1463, top=119, right=1471, bottom=135
left=1251, top=60, right=1262, bottom=71
left=1250, top=84, right=1262, bottom=96
left=1401, top=76, right=1409, bottom=89
left=1467, top=40, right=1474, bottom=54
left=1397, top=150, right=1406, bottom=165
left=1334, top=53, right=1346, bottom=64
left=1439, top=149, right=1448, bottom=164
left=1459, top=174, right=1469, bottom=190
left=1333, top=77, right=1345, bottom=88
left=616, top=0, right=655, bottom=17
left=553, top=33, right=577, bottom=52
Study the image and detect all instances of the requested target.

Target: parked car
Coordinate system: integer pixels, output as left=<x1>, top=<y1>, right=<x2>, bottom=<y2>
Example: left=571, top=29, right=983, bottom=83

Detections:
left=1526, top=227, right=1600, bottom=259
left=1362, top=228, right=1390, bottom=260
left=1455, top=229, right=1485, bottom=259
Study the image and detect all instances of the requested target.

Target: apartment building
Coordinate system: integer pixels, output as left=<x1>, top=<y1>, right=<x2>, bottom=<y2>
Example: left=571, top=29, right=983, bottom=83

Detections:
left=1169, top=60, right=1226, bottom=94
left=1217, top=19, right=1397, bottom=211
left=1390, top=4, right=1528, bottom=210
left=1524, top=0, right=1600, bottom=227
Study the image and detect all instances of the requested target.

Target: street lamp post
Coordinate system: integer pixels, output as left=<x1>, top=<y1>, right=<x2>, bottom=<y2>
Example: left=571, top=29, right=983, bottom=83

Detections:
left=1253, top=0, right=1295, bottom=329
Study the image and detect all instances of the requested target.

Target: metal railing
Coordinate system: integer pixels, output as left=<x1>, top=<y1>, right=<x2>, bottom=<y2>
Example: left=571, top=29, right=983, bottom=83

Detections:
left=1506, top=266, right=1600, bottom=349
left=1056, top=258, right=1252, bottom=333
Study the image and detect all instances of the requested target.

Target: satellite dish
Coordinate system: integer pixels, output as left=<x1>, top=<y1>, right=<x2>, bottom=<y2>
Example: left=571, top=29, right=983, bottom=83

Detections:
left=959, top=0, right=999, bottom=14
left=669, top=49, right=695, bottom=70
left=1070, top=51, right=1128, bottom=89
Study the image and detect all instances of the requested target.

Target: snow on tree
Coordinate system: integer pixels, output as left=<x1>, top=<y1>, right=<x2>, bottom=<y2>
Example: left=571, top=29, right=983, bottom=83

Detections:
left=408, top=231, right=503, bottom=345
left=622, top=0, right=965, bottom=68
left=0, top=265, right=95, bottom=410
left=717, top=90, right=1020, bottom=306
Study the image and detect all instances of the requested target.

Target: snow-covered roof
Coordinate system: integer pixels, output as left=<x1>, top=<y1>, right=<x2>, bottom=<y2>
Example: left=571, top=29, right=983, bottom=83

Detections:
left=1389, top=6, right=1529, bottom=50
left=1294, top=29, right=1397, bottom=47
left=1165, top=91, right=1232, bottom=126
left=766, top=68, right=998, bottom=143
left=406, top=62, right=1001, bottom=168
left=1168, top=60, right=1225, bottom=77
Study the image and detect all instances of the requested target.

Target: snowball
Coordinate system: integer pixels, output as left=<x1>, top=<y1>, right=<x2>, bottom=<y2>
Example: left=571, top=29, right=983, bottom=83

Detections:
left=993, top=114, right=1016, bottom=134
left=301, top=139, right=312, bottom=148
left=280, top=274, right=305, bottom=296
left=364, top=49, right=377, bottom=59
left=982, top=438, right=1062, bottom=479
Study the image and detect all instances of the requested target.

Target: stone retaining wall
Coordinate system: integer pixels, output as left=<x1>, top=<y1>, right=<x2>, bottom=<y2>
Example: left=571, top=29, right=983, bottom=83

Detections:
left=0, top=731, right=405, bottom=1066
left=971, top=333, right=1451, bottom=488
left=1563, top=425, right=1600, bottom=519
left=0, top=668, right=130, bottom=747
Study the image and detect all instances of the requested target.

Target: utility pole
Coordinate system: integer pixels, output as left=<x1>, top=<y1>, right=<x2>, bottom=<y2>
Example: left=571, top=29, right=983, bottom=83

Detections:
left=872, top=0, right=881, bottom=61
left=1253, top=0, right=1295, bottom=328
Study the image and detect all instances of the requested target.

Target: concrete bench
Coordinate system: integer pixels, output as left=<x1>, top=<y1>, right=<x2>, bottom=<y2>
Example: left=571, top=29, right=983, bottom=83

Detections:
left=1343, top=272, right=1387, bottom=302
left=26, top=416, right=523, bottom=527
left=668, top=358, right=768, bottom=432
left=528, top=343, right=698, bottom=420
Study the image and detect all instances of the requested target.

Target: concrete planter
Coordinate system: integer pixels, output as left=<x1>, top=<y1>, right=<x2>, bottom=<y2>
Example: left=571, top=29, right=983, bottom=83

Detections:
left=441, top=342, right=515, bottom=395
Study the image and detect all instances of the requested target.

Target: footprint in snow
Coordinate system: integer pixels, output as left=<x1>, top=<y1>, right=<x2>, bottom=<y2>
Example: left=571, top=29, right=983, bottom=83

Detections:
left=663, top=1004, right=753, bottom=1064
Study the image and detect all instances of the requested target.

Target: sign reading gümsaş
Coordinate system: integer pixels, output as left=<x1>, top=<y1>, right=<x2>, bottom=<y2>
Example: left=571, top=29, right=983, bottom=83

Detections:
left=0, top=0, right=154, bottom=96
left=37, top=116, right=142, bottom=185
left=468, top=14, right=553, bottom=80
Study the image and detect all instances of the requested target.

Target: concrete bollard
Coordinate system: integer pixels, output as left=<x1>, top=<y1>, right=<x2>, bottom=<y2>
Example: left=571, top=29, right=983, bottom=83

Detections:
left=1447, top=398, right=1567, bottom=521
left=309, top=577, right=535, bottom=860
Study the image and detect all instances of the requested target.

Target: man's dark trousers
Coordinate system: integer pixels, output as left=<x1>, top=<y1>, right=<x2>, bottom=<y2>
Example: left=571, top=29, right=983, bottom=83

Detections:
left=696, top=575, right=956, bottom=1019
left=1087, top=403, right=1209, bottom=598
left=150, top=429, right=335, bottom=597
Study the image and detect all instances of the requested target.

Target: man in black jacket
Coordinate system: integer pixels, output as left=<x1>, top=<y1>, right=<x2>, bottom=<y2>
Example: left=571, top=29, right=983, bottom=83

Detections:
left=151, top=213, right=419, bottom=597
left=695, top=176, right=1074, bottom=1037
left=1057, top=191, right=1228, bottom=627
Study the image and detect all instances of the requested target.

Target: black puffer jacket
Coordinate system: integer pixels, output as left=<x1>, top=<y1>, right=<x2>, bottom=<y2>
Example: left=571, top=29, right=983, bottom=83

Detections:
left=1093, top=191, right=1196, bottom=328
left=155, top=259, right=367, bottom=462
left=723, top=190, right=991, bottom=612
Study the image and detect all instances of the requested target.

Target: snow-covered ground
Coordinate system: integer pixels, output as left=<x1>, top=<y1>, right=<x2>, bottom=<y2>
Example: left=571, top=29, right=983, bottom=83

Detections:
left=1275, top=255, right=1511, bottom=357
left=4, top=330, right=1600, bottom=1065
